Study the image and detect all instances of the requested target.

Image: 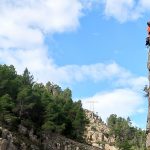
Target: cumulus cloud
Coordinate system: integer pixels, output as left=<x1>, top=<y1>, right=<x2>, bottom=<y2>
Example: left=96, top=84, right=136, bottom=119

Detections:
left=77, top=54, right=147, bottom=123
left=80, top=66, right=147, bottom=123
left=101, top=0, right=150, bottom=22
left=116, top=76, right=147, bottom=90
left=0, top=47, right=137, bottom=85
left=80, top=60, right=147, bottom=122
left=82, top=88, right=146, bottom=122
left=139, top=0, right=150, bottom=10
left=0, top=0, right=82, bottom=84
left=81, top=0, right=100, bottom=9
left=0, top=0, right=106, bottom=85
left=0, top=0, right=83, bottom=50
left=103, top=0, right=141, bottom=22
left=0, top=0, right=147, bottom=85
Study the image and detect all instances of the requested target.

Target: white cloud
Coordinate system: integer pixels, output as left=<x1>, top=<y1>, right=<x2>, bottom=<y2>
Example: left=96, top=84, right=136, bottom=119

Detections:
left=139, top=0, right=150, bottom=10
left=0, top=0, right=107, bottom=85
left=0, top=0, right=82, bottom=50
left=116, top=76, right=148, bottom=90
left=103, top=0, right=141, bottom=23
left=0, top=47, right=135, bottom=85
left=102, top=0, right=150, bottom=23
left=0, top=0, right=85, bottom=84
left=0, top=0, right=147, bottom=87
left=81, top=0, right=100, bottom=9
left=59, top=62, right=131, bottom=83
left=82, top=88, right=145, bottom=122
left=80, top=63, right=147, bottom=122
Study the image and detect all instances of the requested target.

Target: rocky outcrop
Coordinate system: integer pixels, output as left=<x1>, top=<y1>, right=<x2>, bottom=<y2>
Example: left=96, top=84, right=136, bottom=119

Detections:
left=0, top=110, right=118, bottom=150
left=0, top=126, right=101, bottom=150
left=43, top=133, right=101, bottom=150
left=0, top=126, right=41, bottom=150
left=146, top=44, right=150, bottom=149
left=146, top=132, right=150, bottom=148
left=84, top=110, right=118, bottom=150
left=0, top=127, right=17, bottom=150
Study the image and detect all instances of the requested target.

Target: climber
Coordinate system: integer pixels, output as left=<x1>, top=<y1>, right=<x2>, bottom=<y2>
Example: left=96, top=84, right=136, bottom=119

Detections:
left=146, top=21, right=150, bottom=46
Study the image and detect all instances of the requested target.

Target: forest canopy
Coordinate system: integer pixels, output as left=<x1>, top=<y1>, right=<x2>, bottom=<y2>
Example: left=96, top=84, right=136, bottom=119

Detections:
left=0, top=64, right=88, bottom=141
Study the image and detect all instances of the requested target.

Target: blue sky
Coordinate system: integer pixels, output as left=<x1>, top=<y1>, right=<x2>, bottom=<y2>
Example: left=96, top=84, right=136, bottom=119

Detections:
left=0, top=0, right=150, bottom=129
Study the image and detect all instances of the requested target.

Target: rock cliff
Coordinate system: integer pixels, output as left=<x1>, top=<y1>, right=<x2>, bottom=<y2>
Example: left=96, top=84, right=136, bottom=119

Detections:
left=0, top=126, right=101, bottom=150
left=84, top=110, right=118, bottom=150
left=0, top=109, right=118, bottom=150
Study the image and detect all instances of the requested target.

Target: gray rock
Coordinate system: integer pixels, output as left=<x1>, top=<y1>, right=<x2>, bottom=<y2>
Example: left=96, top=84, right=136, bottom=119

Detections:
left=1, top=139, right=8, bottom=150
left=21, top=142, right=27, bottom=150
left=30, top=144, right=40, bottom=150
left=2, top=129, right=9, bottom=139
left=18, top=125, right=27, bottom=135
left=29, top=129, right=38, bottom=143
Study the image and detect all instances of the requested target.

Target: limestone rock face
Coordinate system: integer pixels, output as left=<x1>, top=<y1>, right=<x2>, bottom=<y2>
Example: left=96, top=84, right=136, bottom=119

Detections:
left=29, top=129, right=38, bottom=143
left=0, top=127, right=17, bottom=150
left=0, top=126, right=101, bottom=150
left=18, top=125, right=27, bottom=135
left=1, top=139, right=8, bottom=150
left=43, top=133, right=100, bottom=150
left=146, top=49, right=150, bottom=149
left=84, top=110, right=118, bottom=150
left=146, top=133, right=150, bottom=148
left=0, top=110, right=119, bottom=150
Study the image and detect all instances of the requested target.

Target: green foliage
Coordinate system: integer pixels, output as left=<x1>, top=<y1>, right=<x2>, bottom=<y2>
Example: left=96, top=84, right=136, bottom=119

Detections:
left=0, top=64, right=88, bottom=142
left=0, top=94, right=15, bottom=126
left=22, top=68, right=34, bottom=86
left=0, top=64, right=19, bottom=99
left=107, top=114, right=146, bottom=150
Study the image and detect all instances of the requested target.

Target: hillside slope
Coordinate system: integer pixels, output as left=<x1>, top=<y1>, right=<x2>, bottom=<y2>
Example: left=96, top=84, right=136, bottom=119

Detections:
left=0, top=126, right=101, bottom=150
left=0, top=110, right=118, bottom=150
left=84, top=110, right=118, bottom=150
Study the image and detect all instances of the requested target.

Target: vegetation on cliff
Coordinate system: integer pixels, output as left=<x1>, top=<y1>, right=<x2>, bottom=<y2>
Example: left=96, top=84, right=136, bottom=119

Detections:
left=0, top=64, right=88, bottom=141
left=107, top=114, right=146, bottom=150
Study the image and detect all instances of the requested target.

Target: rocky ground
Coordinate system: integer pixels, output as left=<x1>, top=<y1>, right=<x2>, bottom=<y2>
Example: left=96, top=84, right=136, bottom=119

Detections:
left=0, top=126, right=101, bottom=150
left=84, top=110, right=118, bottom=150
left=0, top=110, right=118, bottom=150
